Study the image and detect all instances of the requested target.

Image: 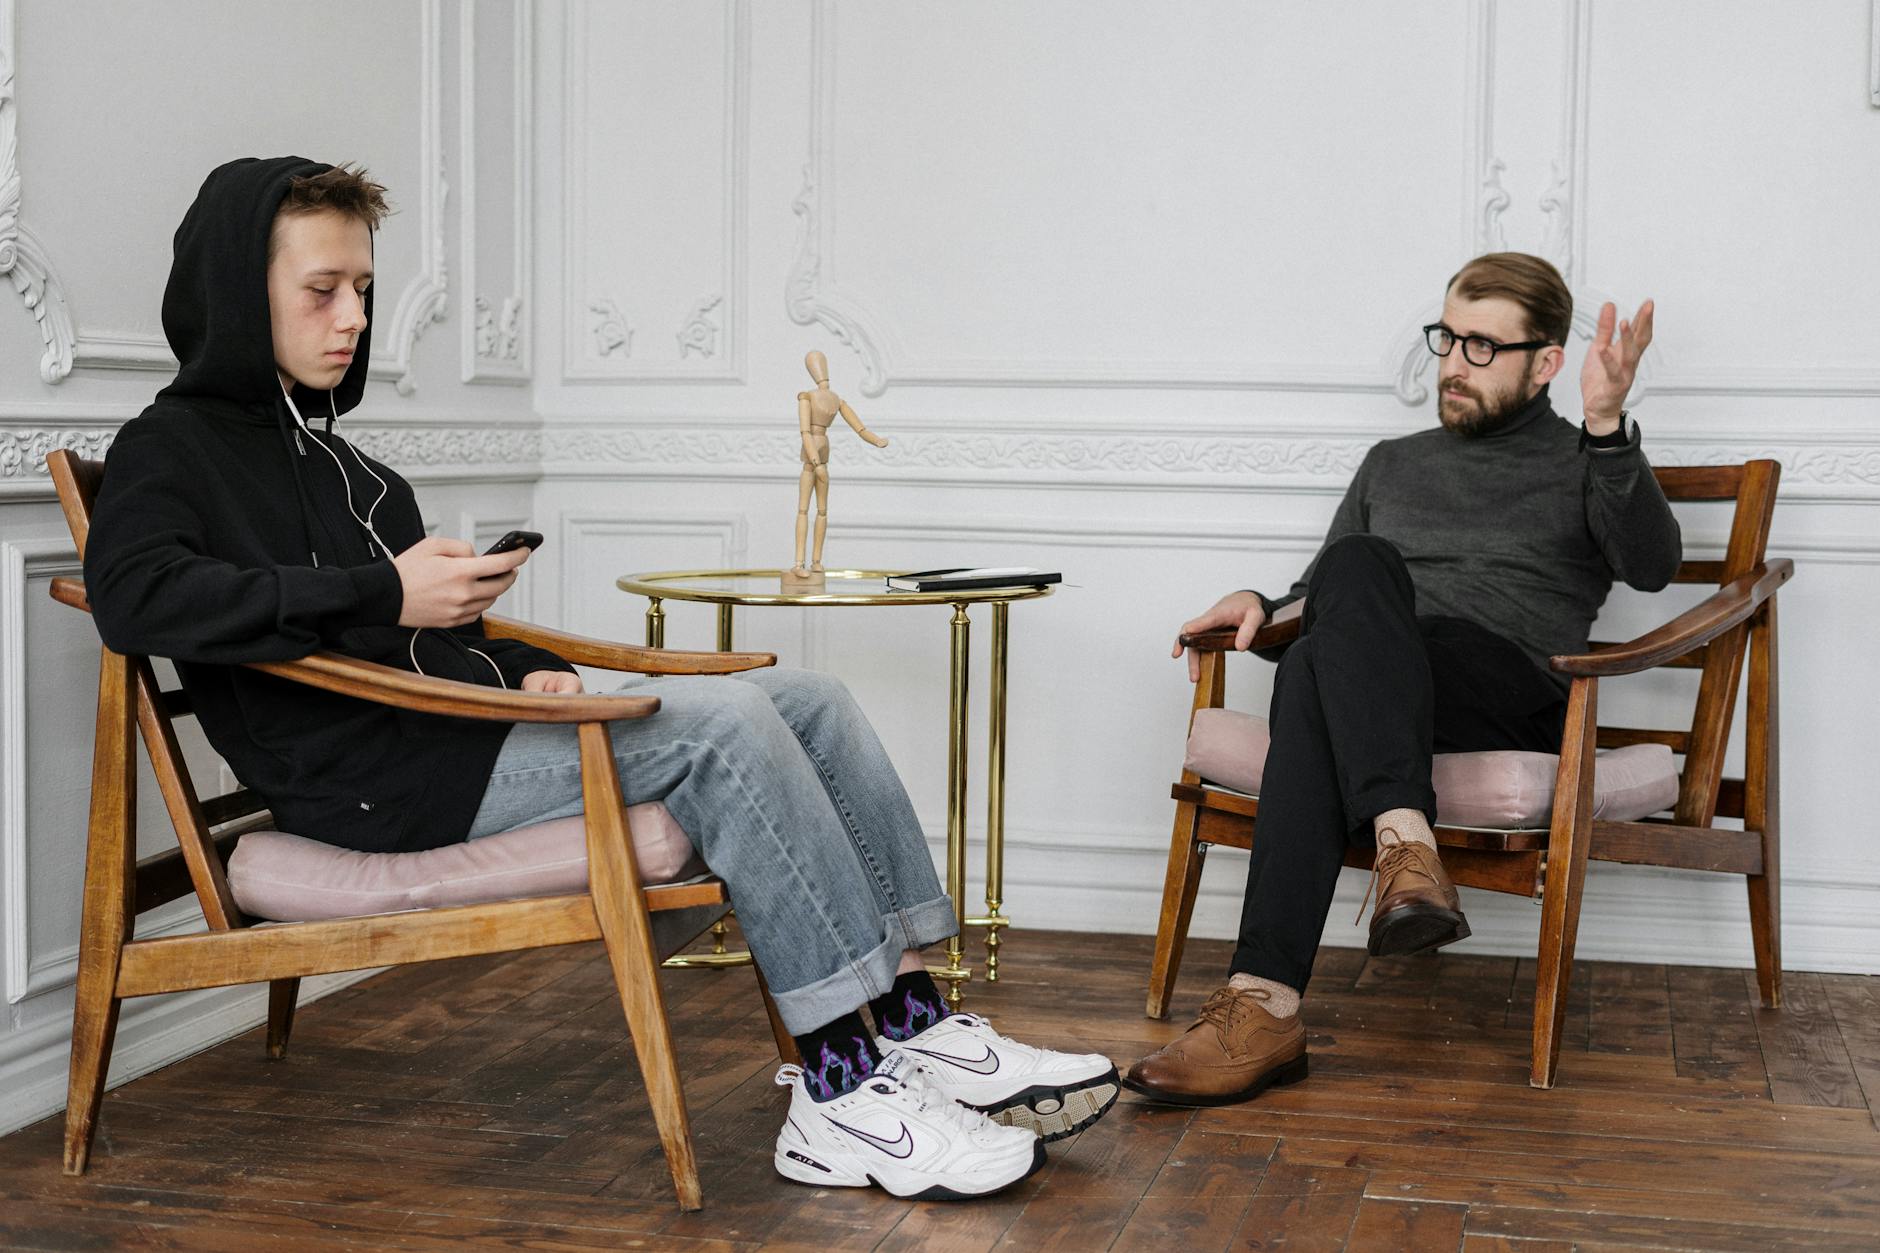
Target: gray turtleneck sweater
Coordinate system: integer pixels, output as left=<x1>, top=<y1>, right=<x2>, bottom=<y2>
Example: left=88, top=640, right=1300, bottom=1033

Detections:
left=1260, top=388, right=1683, bottom=681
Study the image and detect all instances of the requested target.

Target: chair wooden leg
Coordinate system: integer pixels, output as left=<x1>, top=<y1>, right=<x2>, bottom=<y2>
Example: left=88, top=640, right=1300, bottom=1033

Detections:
left=266, top=978, right=301, bottom=1059
left=1146, top=801, right=1206, bottom=1020
left=580, top=723, right=703, bottom=1212
left=1531, top=677, right=1597, bottom=1090
left=65, top=649, right=137, bottom=1176
left=753, top=966, right=799, bottom=1065
left=1745, top=598, right=1782, bottom=1009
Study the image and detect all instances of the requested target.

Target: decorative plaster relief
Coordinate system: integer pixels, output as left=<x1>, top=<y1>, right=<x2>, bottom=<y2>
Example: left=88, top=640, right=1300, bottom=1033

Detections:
left=1871, top=0, right=1879, bottom=107
left=1, top=2, right=448, bottom=388
left=460, top=0, right=532, bottom=385
left=676, top=294, right=722, bottom=358
left=1538, top=0, right=1591, bottom=282
left=0, top=30, right=74, bottom=385
left=588, top=298, right=633, bottom=359
left=474, top=295, right=524, bottom=362
left=0, top=426, right=113, bottom=478
left=560, top=0, right=747, bottom=382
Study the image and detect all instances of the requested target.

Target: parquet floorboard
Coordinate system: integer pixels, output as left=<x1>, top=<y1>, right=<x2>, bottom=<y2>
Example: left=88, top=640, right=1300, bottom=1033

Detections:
left=3, top=929, right=1878, bottom=1250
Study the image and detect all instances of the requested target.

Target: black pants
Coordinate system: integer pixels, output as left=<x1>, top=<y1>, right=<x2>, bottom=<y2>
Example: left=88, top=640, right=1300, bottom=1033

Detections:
left=1229, top=535, right=1568, bottom=992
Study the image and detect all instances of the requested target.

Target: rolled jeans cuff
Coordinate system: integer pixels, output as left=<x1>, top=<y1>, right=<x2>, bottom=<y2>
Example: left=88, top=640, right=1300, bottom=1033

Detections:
left=767, top=893, right=958, bottom=1034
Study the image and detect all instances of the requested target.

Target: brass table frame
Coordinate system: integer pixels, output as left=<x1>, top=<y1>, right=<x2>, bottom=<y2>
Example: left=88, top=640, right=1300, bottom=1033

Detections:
left=617, top=568, right=1054, bottom=1009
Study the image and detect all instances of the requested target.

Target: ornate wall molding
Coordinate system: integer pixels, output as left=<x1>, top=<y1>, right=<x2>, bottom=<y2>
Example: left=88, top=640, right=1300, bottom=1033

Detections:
left=474, top=294, right=523, bottom=363
left=537, top=418, right=1880, bottom=497
left=460, top=0, right=532, bottom=385
left=1538, top=0, right=1591, bottom=283
left=557, top=511, right=746, bottom=630
left=6, top=415, right=1879, bottom=498
left=2, top=3, right=449, bottom=389
left=787, top=0, right=1431, bottom=400
left=322, top=422, right=541, bottom=469
left=588, top=297, right=633, bottom=359
left=1468, top=0, right=1509, bottom=255
left=371, top=0, right=450, bottom=396
left=0, top=6, right=74, bottom=385
left=3, top=538, right=81, bottom=1002
left=560, top=0, right=747, bottom=383
left=1871, top=0, right=1879, bottom=107
left=0, top=424, right=112, bottom=479
left=676, top=294, right=722, bottom=359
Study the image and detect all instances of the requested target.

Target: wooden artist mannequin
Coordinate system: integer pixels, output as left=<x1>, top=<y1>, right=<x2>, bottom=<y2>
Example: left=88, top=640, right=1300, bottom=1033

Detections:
left=789, top=349, right=888, bottom=584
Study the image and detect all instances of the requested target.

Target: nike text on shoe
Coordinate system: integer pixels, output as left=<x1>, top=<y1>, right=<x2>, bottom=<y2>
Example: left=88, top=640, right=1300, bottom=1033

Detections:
left=884, top=1013, right=1121, bottom=1143
left=772, top=1050, right=1044, bottom=1200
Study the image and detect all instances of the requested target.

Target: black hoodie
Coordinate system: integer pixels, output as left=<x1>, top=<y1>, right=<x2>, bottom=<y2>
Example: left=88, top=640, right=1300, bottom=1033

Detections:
left=84, top=156, right=572, bottom=853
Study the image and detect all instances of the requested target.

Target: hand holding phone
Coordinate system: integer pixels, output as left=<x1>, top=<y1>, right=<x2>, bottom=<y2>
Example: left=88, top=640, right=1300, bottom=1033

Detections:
left=483, top=529, right=543, bottom=557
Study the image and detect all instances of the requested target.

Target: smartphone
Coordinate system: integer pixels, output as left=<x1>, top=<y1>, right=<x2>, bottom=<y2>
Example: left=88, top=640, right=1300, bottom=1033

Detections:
left=483, top=529, right=544, bottom=557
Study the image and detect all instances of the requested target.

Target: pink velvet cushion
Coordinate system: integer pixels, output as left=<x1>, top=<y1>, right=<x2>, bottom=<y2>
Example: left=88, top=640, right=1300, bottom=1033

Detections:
left=1183, top=708, right=1679, bottom=828
left=227, top=804, right=698, bottom=923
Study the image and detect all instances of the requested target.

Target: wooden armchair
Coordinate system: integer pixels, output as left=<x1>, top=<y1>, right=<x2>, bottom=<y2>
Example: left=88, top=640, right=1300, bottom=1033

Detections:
left=46, top=448, right=789, bottom=1212
left=1145, top=460, right=1790, bottom=1089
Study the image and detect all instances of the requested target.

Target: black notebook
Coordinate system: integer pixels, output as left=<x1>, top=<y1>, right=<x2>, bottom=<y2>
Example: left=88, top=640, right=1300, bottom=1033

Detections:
left=885, top=567, right=1062, bottom=593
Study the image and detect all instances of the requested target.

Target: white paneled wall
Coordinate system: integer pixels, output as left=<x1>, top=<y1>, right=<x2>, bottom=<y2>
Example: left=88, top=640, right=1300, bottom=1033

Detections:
left=0, top=1, right=540, bottom=1134
left=529, top=0, right=1880, bottom=995
left=1, top=0, right=1876, bottom=1138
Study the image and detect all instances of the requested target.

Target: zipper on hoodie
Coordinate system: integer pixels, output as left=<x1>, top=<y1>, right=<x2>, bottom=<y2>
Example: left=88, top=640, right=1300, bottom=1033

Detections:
left=293, top=427, right=306, bottom=455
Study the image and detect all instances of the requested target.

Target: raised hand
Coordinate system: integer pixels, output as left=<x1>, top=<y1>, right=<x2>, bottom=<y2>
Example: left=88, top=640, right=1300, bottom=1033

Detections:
left=1581, top=298, right=1654, bottom=434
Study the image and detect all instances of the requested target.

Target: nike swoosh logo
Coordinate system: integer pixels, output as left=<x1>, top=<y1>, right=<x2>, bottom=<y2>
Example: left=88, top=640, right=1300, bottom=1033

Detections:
left=908, top=1043, right=1001, bottom=1075
left=826, top=1116, right=914, bottom=1159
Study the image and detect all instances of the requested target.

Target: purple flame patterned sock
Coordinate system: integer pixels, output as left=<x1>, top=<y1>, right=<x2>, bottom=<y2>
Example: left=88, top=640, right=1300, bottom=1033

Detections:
left=791, top=1011, right=883, bottom=1102
left=869, top=970, right=949, bottom=1043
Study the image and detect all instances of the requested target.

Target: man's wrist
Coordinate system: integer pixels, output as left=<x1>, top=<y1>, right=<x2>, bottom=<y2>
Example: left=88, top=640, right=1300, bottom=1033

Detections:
left=1583, top=408, right=1625, bottom=437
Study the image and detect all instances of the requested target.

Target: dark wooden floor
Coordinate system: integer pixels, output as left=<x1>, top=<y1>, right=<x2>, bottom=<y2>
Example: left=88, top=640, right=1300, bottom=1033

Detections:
left=4, top=928, right=1880, bottom=1251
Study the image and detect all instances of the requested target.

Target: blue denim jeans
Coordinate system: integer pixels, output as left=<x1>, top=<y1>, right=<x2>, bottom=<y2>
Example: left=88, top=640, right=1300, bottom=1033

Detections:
left=466, top=667, right=954, bottom=1033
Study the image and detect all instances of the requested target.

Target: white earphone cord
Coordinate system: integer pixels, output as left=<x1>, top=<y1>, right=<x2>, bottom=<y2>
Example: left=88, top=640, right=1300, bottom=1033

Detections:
left=284, top=386, right=506, bottom=690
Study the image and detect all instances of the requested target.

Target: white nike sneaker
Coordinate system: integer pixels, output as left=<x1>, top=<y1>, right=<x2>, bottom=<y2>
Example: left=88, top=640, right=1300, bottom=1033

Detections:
left=882, top=1013, right=1121, bottom=1142
left=772, top=1049, right=1044, bottom=1200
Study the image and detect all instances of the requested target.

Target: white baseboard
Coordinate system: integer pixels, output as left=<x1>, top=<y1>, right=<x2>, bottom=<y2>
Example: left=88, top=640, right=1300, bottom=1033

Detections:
left=0, top=969, right=380, bottom=1139
left=936, top=830, right=1880, bottom=978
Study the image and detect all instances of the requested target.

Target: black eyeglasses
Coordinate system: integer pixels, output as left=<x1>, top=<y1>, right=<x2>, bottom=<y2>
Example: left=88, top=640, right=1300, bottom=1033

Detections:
left=1423, top=323, right=1551, bottom=367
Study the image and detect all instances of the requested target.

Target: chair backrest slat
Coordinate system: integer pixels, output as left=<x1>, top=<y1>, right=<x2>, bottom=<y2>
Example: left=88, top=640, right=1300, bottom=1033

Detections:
left=48, top=449, right=251, bottom=929
left=1637, top=461, right=1783, bottom=827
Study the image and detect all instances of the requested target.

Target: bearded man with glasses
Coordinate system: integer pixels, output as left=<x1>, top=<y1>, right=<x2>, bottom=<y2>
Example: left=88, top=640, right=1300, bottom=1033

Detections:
left=1125, top=252, right=1680, bottom=1108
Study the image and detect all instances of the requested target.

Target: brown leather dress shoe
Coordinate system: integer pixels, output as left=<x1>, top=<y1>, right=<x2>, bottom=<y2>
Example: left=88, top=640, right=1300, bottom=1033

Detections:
left=1122, top=986, right=1307, bottom=1107
left=1365, top=833, right=1471, bottom=957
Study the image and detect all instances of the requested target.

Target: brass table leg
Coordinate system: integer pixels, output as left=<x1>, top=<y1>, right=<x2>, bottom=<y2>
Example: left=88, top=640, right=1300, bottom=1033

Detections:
left=931, top=602, right=973, bottom=1010
left=661, top=597, right=756, bottom=971
left=963, top=601, right=1011, bottom=980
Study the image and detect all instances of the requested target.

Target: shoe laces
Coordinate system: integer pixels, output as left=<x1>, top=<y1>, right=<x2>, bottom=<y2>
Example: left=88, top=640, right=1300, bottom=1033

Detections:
left=878, top=1051, right=990, bottom=1133
left=1196, top=986, right=1265, bottom=1036
left=1355, top=830, right=1432, bottom=924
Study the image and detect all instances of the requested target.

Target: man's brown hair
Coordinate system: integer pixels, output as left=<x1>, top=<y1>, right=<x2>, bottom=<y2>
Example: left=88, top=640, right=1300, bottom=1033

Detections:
left=269, top=164, right=391, bottom=258
left=1446, top=252, right=1572, bottom=347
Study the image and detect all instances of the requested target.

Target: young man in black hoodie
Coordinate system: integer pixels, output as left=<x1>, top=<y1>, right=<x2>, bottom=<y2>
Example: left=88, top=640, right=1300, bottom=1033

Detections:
left=84, top=157, right=1118, bottom=1199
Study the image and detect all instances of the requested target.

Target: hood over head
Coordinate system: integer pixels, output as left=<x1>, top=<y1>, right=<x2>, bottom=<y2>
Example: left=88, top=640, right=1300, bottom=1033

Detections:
left=158, top=156, right=374, bottom=414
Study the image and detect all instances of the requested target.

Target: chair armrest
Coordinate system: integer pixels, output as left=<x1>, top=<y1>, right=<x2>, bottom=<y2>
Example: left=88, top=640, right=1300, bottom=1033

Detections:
left=245, top=652, right=662, bottom=723
left=1550, top=559, right=1793, bottom=678
left=1176, top=598, right=1304, bottom=654
left=483, top=614, right=777, bottom=675
left=50, top=576, right=88, bottom=613
left=49, top=577, right=656, bottom=723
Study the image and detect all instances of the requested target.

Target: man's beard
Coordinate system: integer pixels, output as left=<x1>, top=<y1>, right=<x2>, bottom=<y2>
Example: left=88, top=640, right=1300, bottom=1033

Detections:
left=1438, top=374, right=1534, bottom=438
